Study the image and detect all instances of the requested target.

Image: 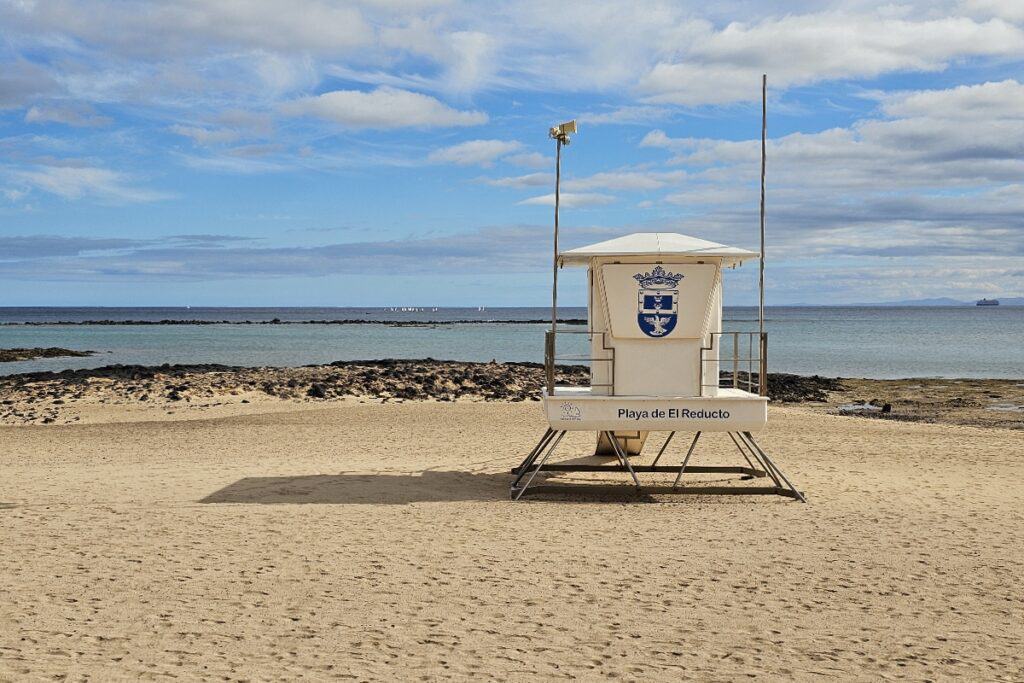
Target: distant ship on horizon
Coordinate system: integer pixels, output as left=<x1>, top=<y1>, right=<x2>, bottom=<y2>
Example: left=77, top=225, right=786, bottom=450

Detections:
left=976, top=298, right=999, bottom=306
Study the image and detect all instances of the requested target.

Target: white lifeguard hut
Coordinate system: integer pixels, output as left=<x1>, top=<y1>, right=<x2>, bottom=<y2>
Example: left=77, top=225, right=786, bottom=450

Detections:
left=511, top=90, right=805, bottom=501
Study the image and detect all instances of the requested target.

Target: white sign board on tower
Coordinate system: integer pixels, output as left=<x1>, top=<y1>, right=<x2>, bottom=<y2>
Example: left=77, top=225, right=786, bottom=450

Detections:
left=599, top=263, right=718, bottom=340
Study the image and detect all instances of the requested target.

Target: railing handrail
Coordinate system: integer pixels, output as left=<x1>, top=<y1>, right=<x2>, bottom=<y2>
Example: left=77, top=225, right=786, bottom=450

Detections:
left=699, top=331, right=768, bottom=397
left=546, top=327, right=765, bottom=398
left=545, top=328, right=615, bottom=395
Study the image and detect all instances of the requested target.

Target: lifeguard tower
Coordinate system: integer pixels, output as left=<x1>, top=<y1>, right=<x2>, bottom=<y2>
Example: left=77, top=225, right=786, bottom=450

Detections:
left=511, top=99, right=805, bottom=501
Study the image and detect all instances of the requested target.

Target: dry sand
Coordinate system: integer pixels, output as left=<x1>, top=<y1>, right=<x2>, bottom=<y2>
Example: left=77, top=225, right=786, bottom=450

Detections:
left=1, top=401, right=1022, bottom=680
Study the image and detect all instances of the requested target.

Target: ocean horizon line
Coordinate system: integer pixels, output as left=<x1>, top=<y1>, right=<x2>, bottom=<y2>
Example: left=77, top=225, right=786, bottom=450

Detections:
left=1, top=302, right=1021, bottom=311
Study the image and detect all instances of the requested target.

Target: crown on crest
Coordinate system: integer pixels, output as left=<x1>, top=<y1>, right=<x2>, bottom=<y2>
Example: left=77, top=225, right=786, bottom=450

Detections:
left=633, top=265, right=684, bottom=289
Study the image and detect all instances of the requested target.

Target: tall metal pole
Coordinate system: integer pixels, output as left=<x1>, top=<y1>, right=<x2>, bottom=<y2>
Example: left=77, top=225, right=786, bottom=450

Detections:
left=545, top=136, right=562, bottom=394
left=552, top=137, right=561, bottom=339
left=759, top=74, right=767, bottom=339
left=546, top=122, right=575, bottom=392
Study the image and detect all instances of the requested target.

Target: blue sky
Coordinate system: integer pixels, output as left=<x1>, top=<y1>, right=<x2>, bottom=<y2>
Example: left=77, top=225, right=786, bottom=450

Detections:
left=2, top=0, right=1023, bottom=306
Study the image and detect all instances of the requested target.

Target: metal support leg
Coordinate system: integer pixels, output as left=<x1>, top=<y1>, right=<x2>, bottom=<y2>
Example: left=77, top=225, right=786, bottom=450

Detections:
left=671, top=432, right=702, bottom=489
left=514, top=428, right=553, bottom=475
left=743, top=432, right=803, bottom=501
left=734, top=431, right=773, bottom=481
left=650, top=431, right=675, bottom=467
left=743, top=432, right=807, bottom=503
left=512, top=430, right=566, bottom=501
left=511, top=428, right=554, bottom=489
left=605, top=431, right=641, bottom=489
left=726, top=432, right=758, bottom=472
left=731, top=432, right=780, bottom=486
left=736, top=431, right=782, bottom=488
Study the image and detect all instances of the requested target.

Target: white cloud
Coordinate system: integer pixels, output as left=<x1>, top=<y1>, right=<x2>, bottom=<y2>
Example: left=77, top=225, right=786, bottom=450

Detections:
left=798, top=81, right=1024, bottom=184
left=252, top=52, right=319, bottom=95
left=0, top=59, right=57, bottom=109
left=639, top=129, right=702, bottom=152
left=634, top=80, right=1024, bottom=276
left=489, top=167, right=687, bottom=197
left=8, top=1, right=1023, bottom=116
left=3, top=187, right=29, bottom=202
left=427, top=139, right=521, bottom=166
left=519, top=192, right=616, bottom=208
left=2, top=0, right=373, bottom=58
left=881, top=78, right=1024, bottom=119
left=485, top=172, right=552, bottom=188
left=216, top=109, right=274, bottom=136
left=0, top=224, right=626, bottom=281
left=11, top=165, right=171, bottom=203
left=637, top=12, right=1024, bottom=105
left=582, top=105, right=669, bottom=125
left=6, top=1, right=1024, bottom=131
left=442, top=30, right=498, bottom=94
left=177, top=153, right=290, bottom=175
left=565, top=170, right=687, bottom=192
left=505, top=152, right=549, bottom=169
left=282, top=87, right=487, bottom=129
left=748, top=255, right=1024, bottom=305
left=169, top=125, right=241, bottom=145
left=169, top=110, right=276, bottom=150
left=639, top=129, right=670, bottom=148
left=25, top=102, right=112, bottom=127
left=962, top=0, right=1024, bottom=22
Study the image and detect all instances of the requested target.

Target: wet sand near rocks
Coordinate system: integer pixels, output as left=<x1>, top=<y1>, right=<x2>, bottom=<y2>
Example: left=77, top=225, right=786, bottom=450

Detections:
left=1, top=400, right=1022, bottom=680
left=815, top=376, right=1024, bottom=430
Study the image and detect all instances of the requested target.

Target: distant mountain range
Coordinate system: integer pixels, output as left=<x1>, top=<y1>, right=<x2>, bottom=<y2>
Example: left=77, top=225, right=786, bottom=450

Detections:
left=800, top=296, right=1024, bottom=307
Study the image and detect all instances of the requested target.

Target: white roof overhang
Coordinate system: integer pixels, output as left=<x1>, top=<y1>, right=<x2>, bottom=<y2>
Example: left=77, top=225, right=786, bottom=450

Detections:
left=559, top=232, right=758, bottom=267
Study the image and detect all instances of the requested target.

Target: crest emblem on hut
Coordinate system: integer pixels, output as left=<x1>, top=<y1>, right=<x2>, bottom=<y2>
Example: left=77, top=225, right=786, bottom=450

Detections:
left=633, top=266, right=683, bottom=337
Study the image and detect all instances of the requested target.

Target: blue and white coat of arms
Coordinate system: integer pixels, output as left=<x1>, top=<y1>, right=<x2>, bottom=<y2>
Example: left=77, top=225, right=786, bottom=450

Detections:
left=633, top=265, right=684, bottom=337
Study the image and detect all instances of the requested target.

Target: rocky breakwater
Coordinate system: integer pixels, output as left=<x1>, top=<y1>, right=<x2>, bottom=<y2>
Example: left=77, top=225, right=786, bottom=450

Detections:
left=0, top=347, right=95, bottom=363
left=0, top=359, right=590, bottom=424
left=0, top=359, right=851, bottom=425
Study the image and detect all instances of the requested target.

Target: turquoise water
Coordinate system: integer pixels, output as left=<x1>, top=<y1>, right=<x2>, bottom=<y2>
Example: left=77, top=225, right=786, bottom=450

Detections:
left=1, top=306, right=1023, bottom=379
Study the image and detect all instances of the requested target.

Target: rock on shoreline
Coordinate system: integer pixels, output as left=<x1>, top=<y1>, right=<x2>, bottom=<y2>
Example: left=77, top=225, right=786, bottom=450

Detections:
left=0, top=359, right=839, bottom=425
left=0, top=360, right=586, bottom=423
left=0, top=347, right=95, bottom=363
left=0, top=359, right=1018, bottom=429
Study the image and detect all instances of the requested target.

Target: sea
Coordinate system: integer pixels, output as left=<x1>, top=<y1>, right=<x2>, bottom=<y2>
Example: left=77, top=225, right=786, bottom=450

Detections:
left=1, top=306, right=1023, bottom=379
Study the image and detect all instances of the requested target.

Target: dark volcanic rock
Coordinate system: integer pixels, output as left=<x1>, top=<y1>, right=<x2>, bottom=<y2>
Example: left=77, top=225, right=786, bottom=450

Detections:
left=720, top=371, right=844, bottom=402
left=0, top=357, right=856, bottom=426
left=0, top=347, right=95, bottom=362
left=766, top=373, right=844, bottom=403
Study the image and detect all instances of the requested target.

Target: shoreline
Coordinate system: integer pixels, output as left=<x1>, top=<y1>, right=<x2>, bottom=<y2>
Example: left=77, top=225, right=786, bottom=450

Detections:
left=0, top=358, right=1020, bottom=429
left=0, top=318, right=589, bottom=327
left=0, top=347, right=96, bottom=362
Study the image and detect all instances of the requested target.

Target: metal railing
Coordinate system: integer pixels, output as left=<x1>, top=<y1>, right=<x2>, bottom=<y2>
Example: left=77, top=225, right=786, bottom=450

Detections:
left=544, top=328, right=615, bottom=394
left=700, top=332, right=768, bottom=397
left=544, top=328, right=767, bottom=398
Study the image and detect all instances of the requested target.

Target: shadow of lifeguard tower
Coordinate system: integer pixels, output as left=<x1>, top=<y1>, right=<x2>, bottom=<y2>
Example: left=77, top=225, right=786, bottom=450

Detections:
left=510, top=231, right=805, bottom=502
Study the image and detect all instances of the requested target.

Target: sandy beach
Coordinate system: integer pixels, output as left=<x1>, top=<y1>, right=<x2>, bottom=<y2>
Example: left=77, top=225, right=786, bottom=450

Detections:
left=2, top=399, right=1022, bottom=680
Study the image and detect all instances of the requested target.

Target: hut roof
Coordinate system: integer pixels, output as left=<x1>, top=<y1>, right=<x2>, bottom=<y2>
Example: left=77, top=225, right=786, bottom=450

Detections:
left=559, top=232, right=758, bottom=267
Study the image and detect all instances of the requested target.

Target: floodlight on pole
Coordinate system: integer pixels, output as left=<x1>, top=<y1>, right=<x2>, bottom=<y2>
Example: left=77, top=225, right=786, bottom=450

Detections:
left=549, top=120, right=577, bottom=142
left=547, top=119, right=577, bottom=393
